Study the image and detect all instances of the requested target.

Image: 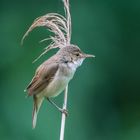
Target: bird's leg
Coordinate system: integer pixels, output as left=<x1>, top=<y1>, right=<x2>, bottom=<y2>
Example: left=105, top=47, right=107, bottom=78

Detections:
left=47, top=97, right=68, bottom=116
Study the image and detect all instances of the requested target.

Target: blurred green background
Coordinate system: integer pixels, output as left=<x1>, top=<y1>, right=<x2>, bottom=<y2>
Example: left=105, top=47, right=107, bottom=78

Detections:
left=0, top=0, right=140, bottom=140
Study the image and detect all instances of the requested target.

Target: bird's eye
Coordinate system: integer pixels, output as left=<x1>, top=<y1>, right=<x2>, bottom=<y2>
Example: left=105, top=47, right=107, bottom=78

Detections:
left=75, top=53, right=79, bottom=56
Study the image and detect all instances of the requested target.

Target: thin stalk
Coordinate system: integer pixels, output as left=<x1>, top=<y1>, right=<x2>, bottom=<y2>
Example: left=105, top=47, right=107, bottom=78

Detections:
left=60, top=85, right=68, bottom=140
left=63, top=0, right=71, bottom=44
left=60, top=0, right=71, bottom=139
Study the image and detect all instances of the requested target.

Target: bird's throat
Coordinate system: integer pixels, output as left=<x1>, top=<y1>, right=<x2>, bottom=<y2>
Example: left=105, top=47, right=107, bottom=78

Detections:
left=68, top=58, right=84, bottom=71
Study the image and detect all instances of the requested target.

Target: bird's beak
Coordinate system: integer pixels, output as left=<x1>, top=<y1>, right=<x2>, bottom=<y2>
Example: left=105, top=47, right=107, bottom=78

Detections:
left=82, top=53, right=95, bottom=58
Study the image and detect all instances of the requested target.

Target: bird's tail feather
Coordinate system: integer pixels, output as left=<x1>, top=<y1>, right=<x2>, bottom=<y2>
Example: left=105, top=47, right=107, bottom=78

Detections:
left=32, top=95, right=44, bottom=129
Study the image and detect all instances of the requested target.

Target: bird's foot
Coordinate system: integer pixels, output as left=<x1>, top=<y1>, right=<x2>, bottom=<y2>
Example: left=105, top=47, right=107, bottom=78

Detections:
left=59, top=108, right=68, bottom=117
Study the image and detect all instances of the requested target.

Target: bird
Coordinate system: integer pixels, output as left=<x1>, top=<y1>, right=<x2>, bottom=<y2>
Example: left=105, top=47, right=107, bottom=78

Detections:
left=25, top=44, right=95, bottom=128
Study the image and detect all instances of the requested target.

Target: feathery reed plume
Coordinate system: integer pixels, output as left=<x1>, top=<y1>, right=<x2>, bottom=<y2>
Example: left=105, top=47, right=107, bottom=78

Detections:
left=22, top=0, right=71, bottom=62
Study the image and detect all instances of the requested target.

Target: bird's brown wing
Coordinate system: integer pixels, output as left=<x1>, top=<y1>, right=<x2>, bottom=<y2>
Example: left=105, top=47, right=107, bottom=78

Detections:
left=26, top=63, right=59, bottom=96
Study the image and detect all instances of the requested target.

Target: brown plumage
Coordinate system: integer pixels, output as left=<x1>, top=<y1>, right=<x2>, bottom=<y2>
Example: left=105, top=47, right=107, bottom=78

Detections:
left=27, top=63, right=59, bottom=96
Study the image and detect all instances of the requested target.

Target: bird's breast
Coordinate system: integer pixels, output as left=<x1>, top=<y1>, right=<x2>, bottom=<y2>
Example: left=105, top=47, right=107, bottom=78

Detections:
left=42, top=65, right=75, bottom=97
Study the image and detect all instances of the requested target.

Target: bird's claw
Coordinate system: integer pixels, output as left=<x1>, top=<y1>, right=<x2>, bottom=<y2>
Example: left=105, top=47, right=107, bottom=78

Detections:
left=59, top=108, right=68, bottom=116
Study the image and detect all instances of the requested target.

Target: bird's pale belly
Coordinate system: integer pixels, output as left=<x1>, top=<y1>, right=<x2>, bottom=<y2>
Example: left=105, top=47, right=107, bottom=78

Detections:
left=45, top=77, right=69, bottom=97
left=41, top=71, right=74, bottom=98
